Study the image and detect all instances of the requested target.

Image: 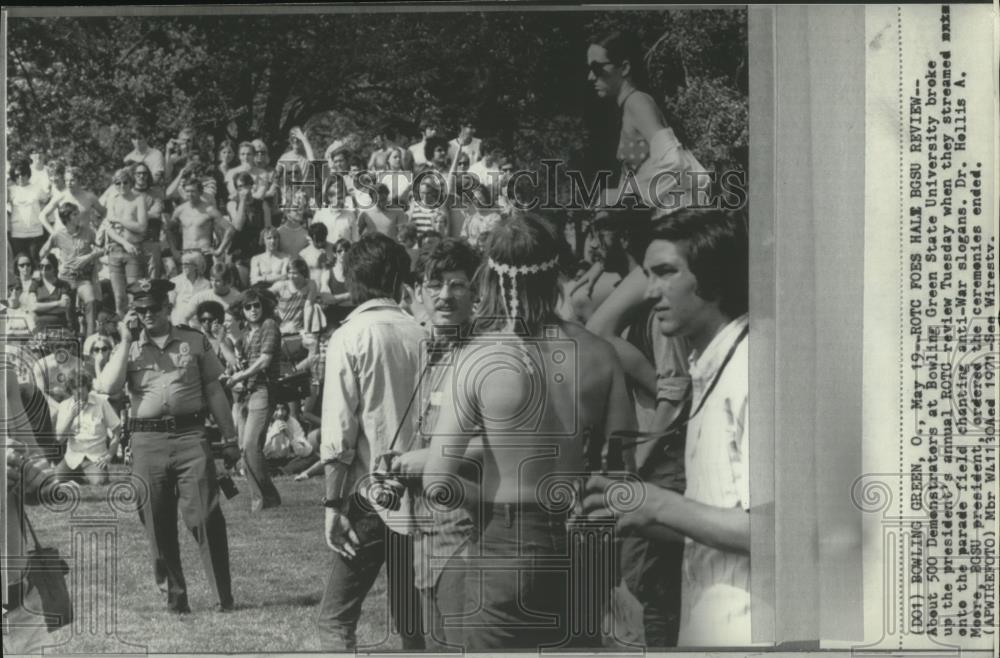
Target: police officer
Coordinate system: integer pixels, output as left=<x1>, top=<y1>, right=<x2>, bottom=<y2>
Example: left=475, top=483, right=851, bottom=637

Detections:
left=97, top=278, right=240, bottom=613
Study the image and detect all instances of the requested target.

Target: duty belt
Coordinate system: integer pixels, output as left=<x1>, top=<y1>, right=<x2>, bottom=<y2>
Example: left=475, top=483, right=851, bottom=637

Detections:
left=128, top=411, right=206, bottom=433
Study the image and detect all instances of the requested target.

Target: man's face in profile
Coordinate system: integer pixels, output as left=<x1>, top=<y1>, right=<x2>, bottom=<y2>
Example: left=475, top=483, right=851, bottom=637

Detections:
left=421, top=269, right=474, bottom=328
left=643, top=238, right=713, bottom=338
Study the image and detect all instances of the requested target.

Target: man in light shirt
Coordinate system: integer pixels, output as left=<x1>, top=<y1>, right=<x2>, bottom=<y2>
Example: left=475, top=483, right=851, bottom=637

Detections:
left=584, top=209, right=753, bottom=647
left=124, top=127, right=166, bottom=185
left=317, top=233, right=427, bottom=651
left=447, top=120, right=482, bottom=165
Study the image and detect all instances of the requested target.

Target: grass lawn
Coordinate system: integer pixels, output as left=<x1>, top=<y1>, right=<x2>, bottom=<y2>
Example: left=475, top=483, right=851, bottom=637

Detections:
left=22, top=470, right=401, bottom=653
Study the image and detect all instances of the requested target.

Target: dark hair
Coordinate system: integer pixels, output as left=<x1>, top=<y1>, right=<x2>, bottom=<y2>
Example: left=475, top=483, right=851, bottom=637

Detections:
left=14, top=252, right=34, bottom=268
left=308, top=222, right=328, bottom=243
left=209, top=262, right=236, bottom=286
left=233, top=171, right=254, bottom=189
left=397, top=223, right=418, bottom=247
left=424, top=136, right=450, bottom=162
left=289, top=257, right=310, bottom=278
left=596, top=31, right=648, bottom=89
left=46, top=159, right=67, bottom=177
left=414, top=238, right=481, bottom=285
left=10, top=158, right=31, bottom=181
left=323, top=174, right=347, bottom=204
left=343, top=233, right=411, bottom=304
left=649, top=208, right=748, bottom=318
left=240, top=285, right=278, bottom=321
left=41, top=252, right=60, bottom=275
left=333, top=238, right=351, bottom=252
left=475, top=213, right=562, bottom=335
left=196, top=300, right=225, bottom=324
left=65, top=369, right=94, bottom=398
left=57, top=202, right=80, bottom=223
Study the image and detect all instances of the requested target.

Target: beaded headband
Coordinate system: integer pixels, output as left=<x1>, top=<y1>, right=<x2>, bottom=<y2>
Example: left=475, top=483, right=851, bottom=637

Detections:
left=487, top=256, right=559, bottom=324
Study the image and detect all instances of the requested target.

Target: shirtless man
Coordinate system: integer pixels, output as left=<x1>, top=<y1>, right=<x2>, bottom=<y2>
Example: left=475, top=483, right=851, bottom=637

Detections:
left=422, top=213, right=636, bottom=650
left=168, top=179, right=233, bottom=271
left=100, top=168, right=148, bottom=314
left=40, top=166, right=105, bottom=234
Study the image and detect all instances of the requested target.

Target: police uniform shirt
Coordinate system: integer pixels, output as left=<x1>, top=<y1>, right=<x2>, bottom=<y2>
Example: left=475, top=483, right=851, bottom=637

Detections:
left=126, top=326, right=225, bottom=418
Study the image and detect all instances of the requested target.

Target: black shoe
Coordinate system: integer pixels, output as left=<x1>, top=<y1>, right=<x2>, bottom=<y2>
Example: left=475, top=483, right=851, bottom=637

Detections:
left=215, top=601, right=235, bottom=613
left=168, top=603, right=192, bottom=615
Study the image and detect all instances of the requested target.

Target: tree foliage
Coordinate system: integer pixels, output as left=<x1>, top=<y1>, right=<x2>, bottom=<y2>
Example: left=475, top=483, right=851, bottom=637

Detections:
left=7, top=9, right=747, bottom=190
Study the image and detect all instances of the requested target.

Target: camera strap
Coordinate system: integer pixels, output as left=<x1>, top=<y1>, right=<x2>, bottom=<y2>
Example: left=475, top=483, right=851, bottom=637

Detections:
left=385, top=353, right=436, bottom=455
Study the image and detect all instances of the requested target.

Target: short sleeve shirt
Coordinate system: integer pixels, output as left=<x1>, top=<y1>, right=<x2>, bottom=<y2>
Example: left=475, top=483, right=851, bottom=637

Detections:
left=58, top=393, right=121, bottom=469
left=29, top=279, right=73, bottom=330
left=126, top=326, right=225, bottom=418
left=51, top=226, right=98, bottom=280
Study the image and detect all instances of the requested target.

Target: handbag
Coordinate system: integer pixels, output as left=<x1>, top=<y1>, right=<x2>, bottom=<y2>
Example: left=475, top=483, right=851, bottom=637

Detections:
left=20, top=511, right=73, bottom=632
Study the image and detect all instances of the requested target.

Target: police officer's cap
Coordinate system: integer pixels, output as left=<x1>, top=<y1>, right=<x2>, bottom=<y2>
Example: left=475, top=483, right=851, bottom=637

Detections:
left=127, top=279, right=175, bottom=307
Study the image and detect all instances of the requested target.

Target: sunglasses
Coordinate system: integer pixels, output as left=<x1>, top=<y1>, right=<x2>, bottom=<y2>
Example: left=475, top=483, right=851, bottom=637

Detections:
left=17, top=262, right=32, bottom=268
left=92, top=346, right=111, bottom=353
left=243, top=302, right=262, bottom=311
left=136, top=304, right=163, bottom=316
left=199, top=316, right=217, bottom=325
left=588, top=60, right=615, bottom=78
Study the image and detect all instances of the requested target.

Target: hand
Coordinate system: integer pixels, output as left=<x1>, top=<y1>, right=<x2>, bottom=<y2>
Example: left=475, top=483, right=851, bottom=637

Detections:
left=294, top=471, right=309, bottom=482
left=580, top=474, right=670, bottom=535
left=290, top=126, right=306, bottom=141
left=96, top=451, right=114, bottom=467
left=389, top=449, right=428, bottom=479
left=221, top=438, right=241, bottom=469
left=119, top=310, right=141, bottom=341
left=325, top=507, right=361, bottom=559
left=123, top=242, right=139, bottom=256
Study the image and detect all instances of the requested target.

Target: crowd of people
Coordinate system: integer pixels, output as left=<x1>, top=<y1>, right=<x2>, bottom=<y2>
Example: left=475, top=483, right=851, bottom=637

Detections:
left=5, top=31, right=753, bottom=651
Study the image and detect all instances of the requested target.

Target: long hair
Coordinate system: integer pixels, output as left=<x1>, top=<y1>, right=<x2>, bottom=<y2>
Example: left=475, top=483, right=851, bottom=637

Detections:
left=475, top=213, right=562, bottom=335
left=239, top=285, right=278, bottom=323
left=343, top=233, right=410, bottom=304
left=597, top=31, right=649, bottom=89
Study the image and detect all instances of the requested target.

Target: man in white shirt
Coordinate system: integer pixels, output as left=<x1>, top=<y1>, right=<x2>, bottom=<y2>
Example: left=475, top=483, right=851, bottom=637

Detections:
left=584, top=209, right=754, bottom=647
left=317, top=233, right=428, bottom=651
left=447, top=120, right=482, bottom=165
left=408, top=120, right=438, bottom=167
left=124, top=129, right=166, bottom=185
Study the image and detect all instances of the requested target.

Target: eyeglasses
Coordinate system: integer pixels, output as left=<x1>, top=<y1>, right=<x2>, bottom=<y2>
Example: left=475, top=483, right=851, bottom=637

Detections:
left=243, top=302, right=262, bottom=311
left=424, top=279, right=471, bottom=296
left=136, top=304, right=162, bottom=316
left=17, top=262, right=32, bottom=268
left=588, top=60, right=615, bottom=78
left=91, top=346, right=111, bottom=353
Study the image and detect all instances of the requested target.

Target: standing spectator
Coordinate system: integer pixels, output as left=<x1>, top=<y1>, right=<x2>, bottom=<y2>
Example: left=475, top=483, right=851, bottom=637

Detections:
left=378, top=146, right=413, bottom=207
left=417, top=136, right=451, bottom=177
left=167, top=178, right=233, bottom=272
left=583, top=209, right=752, bottom=647
left=422, top=214, right=636, bottom=650
left=132, top=162, right=167, bottom=278
left=96, top=279, right=240, bottom=614
left=250, top=228, right=290, bottom=286
left=101, top=167, right=149, bottom=315
left=168, top=251, right=211, bottom=325
left=164, top=126, right=197, bottom=185
left=39, top=202, right=103, bottom=336
left=44, top=159, right=68, bottom=199
left=53, top=370, right=121, bottom=486
left=27, top=253, right=74, bottom=339
left=358, top=184, right=408, bottom=241
left=276, top=203, right=310, bottom=259
left=223, top=287, right=284, bottom=513
left=407, top=179, right=449, bottom=239
left=300, top=223, right=335, bottom=293
left=313, top=175, right=355, bottom=243
left=271, top=257, right=318, bottom=340
left=40, top=166, right=106, bottom=234
left=225, top=142, right=257, bottom=199
left=447, top=120, right=483, bottom=164
left=251, top=139, right=280, bottom=224
left=195, top=300, right=240, bottom=369
left=408, top=119, right=437, bottom=167
left=124, top=128, right=166, bottom=185
left=29, top=150, right=51, bottom=197
left=325, top=239, right=354, bottom=324
left=460, top=184, right=503, bottom=249
left=317, top=233, right=426, bottom=651
left=227, top=171, right=268, bottom=287
left=173, top=263, right=241, bottom=329
left=7, top=158, right=48, bottom=259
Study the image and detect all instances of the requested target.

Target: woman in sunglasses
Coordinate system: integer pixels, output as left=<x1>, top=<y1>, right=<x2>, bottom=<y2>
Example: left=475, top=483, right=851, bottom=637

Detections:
left=39, top=203, right=103, bottom=336
left=26, top=253, right=74, bottom=340
left=223, top=288, right=282, bottom=512
left=587, top=31, right=705, bottom=217
left=8, top=253, right=37, bottom=334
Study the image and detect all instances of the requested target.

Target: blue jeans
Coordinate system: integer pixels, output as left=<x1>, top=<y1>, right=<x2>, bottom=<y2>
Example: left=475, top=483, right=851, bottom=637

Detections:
left=234, top=387, right=281, bottom=512
left=316, top=495, right=424, bottom=651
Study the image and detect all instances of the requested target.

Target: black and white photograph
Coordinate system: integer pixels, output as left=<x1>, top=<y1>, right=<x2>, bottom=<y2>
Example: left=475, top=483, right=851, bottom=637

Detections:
left=1, top=2, right=995, bottom=656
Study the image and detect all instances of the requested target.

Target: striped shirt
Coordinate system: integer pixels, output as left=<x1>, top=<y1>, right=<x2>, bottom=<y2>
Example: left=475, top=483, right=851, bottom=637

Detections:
left=679, top=313, right=752, bottom=646
left=407, top=200, right=447, bottom=238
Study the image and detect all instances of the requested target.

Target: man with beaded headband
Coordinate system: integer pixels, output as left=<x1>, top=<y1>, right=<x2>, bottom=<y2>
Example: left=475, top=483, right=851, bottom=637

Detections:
left=422, top=213, right=637, bottom=650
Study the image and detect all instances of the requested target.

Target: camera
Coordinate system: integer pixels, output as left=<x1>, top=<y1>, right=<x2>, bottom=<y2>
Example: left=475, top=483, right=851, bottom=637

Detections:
left=127, top=316, right=144, bottom=342
left=368, top=475, right=406, bottom=511
left=218, top=474, right=239, bottom=500
left=424, top=323, right=578, bottom=437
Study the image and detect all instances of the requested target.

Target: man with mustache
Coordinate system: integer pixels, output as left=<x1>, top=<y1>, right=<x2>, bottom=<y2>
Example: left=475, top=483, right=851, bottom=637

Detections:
left=387, top=239, right=481, bottom=649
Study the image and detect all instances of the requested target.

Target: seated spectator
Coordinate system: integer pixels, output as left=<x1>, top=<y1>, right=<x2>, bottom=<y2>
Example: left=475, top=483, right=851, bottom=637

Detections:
left=53, top=371, right=121, bottom=486
left=250, top=228, right=290, bottom=285
left=271, top=257, right=318, bottom=338
left=27, top=253, right=74, bottom=339
left=263, top=402, right=313, bottom=462
left=299, top=223, right=335, bottom=293
left=358, top=184, right=408, bottom=240
left=312, top=175, right=356, bottom=243
left=276, top=203, right=311, bottom=259
left=168, top=251, right=211, bottom=325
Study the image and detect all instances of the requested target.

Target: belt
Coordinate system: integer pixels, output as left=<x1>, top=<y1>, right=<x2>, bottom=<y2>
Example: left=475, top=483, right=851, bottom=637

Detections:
left=128, top=411, right=205, bottom=433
